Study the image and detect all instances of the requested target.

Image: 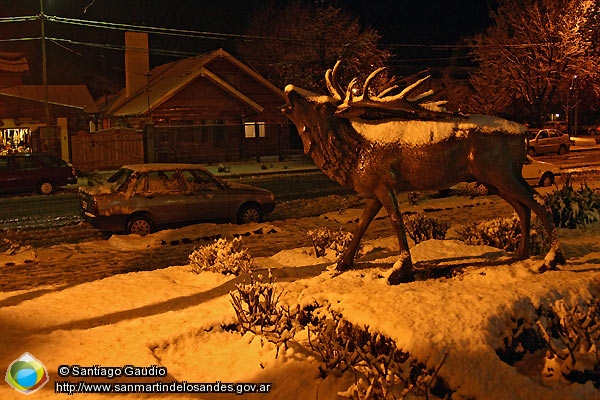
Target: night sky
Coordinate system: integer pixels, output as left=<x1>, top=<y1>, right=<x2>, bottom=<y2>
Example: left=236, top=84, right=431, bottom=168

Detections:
left=0, top=0, right=495, bottom=92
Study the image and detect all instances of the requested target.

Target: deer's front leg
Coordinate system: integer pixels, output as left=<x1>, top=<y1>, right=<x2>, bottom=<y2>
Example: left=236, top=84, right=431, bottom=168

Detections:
left=378, top=189, right=415, bottom=284
left=337, top=198, right=382, bottom=270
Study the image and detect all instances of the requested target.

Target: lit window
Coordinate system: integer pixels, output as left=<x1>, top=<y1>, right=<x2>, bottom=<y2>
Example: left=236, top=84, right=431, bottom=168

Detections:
left=244, top=123, right=255, bottom=138
left=244, top=122, right=266, bottom=138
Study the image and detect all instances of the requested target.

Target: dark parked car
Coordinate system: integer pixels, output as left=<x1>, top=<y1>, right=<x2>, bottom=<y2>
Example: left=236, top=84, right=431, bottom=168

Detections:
left=79, top=163, right=276, bottom=235
left=0, top=153, right=78, bottom=195
left=526, top=128, right=571, bottom=156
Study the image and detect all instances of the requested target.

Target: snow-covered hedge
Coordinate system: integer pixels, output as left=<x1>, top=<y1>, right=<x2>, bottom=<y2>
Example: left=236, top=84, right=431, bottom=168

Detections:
left=229, top=280, right=453, bottom=399
left=404, top=213, right=450, bottom=244
left=497, top=299, right=600, bottom=388
left=544, top=176, right=600, bottom=228
left=229, top=271, right=297, bottom=355
left=456, top=214, right=547, bottom=255
left=188, top=237, right=254, bottom=275
left=305, top=304, right=452, bottom=399
left=307, top=226, right=356, bottom=260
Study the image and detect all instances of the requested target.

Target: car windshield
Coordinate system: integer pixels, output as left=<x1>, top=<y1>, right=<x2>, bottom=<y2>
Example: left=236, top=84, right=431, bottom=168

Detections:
left=106, top=168, right=134, bottom=187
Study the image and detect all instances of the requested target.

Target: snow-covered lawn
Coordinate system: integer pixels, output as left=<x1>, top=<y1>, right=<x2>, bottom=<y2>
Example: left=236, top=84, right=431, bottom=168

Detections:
left=1, top=198, right=599, bottom=399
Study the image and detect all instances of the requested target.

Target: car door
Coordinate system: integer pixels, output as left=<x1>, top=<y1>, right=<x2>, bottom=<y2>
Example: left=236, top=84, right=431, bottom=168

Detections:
left=0, top=156, right=15, bottom=193
left=10, top=155, right=40, bottom=191
left=138, top=170, right=189, bottom=225
left=547, top=129, right=561, bottom=153
left=535, top=130, right=550, bottom=153
left=181, top=169, right=231, bottom=222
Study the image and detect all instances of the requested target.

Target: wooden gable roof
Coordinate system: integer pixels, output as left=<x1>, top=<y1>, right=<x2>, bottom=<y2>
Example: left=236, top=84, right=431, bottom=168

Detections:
left=0, top=85, right=99, bottom=113
left=0, top=52, right=29, bottom=74
left=0, top=92, right=85, bottom=119
left=105, top=48, right=284, bottom=117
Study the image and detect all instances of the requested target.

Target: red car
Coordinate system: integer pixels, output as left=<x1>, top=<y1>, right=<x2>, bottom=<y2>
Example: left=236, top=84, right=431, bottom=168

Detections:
left=0, top=153, right=78, bottom=195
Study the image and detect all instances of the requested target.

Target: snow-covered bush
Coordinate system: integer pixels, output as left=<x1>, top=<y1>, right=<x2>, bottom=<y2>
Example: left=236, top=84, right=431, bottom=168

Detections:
left=456, top=214, right=547, bottom=255
left=536, top=299, right=600, bottom=387
left=448, top=182, right=488, bottom=198
left=544, top=176, right=600, bottom=228
left=407, top=191, right=420, bottom=206
left=305, top=305, right=452, bottom=399
left=496, top=299, right=600, bottom=388
left=307, top=227, right=356, bottom=260
left=464, top=182, right=489, bottom=198
left=3, top=238, right=21, bottom=254
left=188, top=237, right=253, bottom=275
left=404, top=213, right=450, bottom=244
left=229, top=271, right=298, bottom=355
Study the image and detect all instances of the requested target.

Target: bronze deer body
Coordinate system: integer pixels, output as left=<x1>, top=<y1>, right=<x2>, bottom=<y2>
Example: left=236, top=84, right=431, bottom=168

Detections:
left=281, top=62, right=565, bottom=284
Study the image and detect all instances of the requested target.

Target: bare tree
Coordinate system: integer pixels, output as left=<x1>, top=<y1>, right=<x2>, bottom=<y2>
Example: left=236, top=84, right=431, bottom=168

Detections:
left=235, top=0, right=391, bottom=92
left=467, top=0, right=600, bottom=127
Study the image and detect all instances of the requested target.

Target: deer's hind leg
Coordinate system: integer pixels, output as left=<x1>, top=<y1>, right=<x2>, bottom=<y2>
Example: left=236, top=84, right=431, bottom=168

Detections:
left=495, top=188, right=531, bottom=260
left=337, top=197, right=382, bottom=270
left=489, top=176, right=565, bottom=271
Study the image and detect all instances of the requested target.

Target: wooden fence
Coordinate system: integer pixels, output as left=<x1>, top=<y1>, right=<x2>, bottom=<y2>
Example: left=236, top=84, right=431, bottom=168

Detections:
left=70, top=128, right=144, bottom=172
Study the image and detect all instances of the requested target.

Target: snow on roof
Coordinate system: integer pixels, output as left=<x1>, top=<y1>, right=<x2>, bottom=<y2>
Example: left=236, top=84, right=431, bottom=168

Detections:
left=351, top=114, right=527, bottom=146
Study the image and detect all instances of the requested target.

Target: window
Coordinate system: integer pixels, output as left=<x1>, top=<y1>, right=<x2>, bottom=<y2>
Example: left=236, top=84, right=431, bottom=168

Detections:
left=244, top=122, right=266, bottom=138
left=13, top=157, right=37, bottom=171
left=244, top=123, right=255, bottom=138
left=146, top=170, right=180, bottom=192
left=0, top=158, right=10, bottom=171
left=181, top=169, right=220, bottom=191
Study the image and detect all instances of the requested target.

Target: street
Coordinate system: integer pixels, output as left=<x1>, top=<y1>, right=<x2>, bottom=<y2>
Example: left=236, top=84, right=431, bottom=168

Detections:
left=2, top=147, right=598, bottom=242
left=1, top=147, right=599, bottom=292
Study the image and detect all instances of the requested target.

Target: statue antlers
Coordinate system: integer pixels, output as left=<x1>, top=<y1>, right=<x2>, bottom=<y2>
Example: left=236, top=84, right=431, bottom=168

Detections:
left=325, top=60, right=454, bottom=120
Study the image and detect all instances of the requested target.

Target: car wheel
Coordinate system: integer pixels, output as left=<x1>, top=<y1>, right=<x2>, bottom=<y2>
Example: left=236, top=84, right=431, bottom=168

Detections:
left=527, top=148, right=537, bottom=157
left=38, top=180, right=55, bottom=195
left=237, top=204, right=262, bottom=224
left=558, top=145, right=568, bottom=155
left=539, top=172, right=554, bottom=187
left=127, top=215, right=153, bottom=236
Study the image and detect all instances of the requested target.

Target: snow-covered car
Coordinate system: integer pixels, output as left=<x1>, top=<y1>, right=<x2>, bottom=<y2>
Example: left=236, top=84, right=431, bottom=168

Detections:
left=522, top=156, right=560, bottom=187
left=79, top=163, right=276, bottom=235
left=526, top=128, right=571, bottom=156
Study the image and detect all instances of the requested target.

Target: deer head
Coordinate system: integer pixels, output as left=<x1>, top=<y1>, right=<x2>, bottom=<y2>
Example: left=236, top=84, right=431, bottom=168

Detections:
left=281, top=85, right=344, bottom=155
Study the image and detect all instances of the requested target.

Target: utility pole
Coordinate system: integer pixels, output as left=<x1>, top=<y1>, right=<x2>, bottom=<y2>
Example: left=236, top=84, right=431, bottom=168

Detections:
left=40, top=0, right=51, bottom=134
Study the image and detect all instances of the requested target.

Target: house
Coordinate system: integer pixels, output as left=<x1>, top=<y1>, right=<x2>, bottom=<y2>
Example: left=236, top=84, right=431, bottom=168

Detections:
left=0, top=84, right=98, bottom=158
left=0, top=52, right=29, bottom=87
left=99, top=32, right=300, bottom=164
left=0, top=51, right=98, bottom=159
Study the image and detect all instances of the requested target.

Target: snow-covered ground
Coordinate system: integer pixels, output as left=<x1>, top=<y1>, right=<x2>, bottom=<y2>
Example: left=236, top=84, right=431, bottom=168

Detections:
left=1, top=196, right=600, bottom=399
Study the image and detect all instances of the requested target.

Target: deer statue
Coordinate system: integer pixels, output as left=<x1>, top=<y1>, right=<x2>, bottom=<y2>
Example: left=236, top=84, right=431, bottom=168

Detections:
left=281, top=61, right=565, bottom=284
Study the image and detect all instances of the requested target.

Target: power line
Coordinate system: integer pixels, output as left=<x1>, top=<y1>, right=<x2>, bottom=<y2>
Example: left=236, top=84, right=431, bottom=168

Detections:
left=0, top=15, right=38, bottom=23
left=0, top=37, right=41, bottom=43
left=2, top=13, right=562, bottom=53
